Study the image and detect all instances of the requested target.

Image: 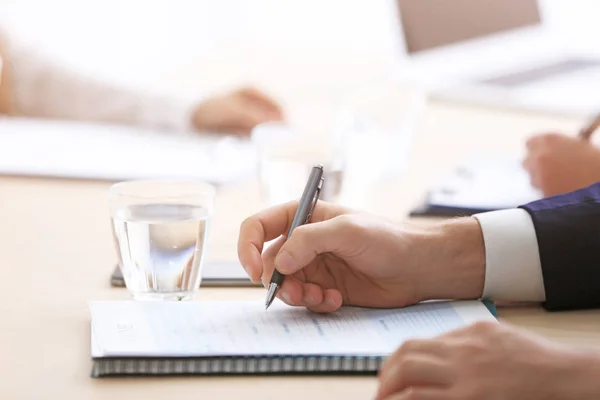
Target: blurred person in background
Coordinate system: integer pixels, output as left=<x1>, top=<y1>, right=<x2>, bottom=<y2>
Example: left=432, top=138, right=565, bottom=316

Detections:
left=0, top=28, right=283, bottom=136
left=524, top=132, right=600, bottom=197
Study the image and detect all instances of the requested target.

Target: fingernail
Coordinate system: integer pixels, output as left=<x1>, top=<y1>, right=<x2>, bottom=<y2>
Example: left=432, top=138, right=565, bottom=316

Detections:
left=280, top=291, right=292, bottom=304
left=304, top=294, right=316, bottom=305
left=326, top=298, right=337, bottom=308
left=275, top=250, right=294, bottom=273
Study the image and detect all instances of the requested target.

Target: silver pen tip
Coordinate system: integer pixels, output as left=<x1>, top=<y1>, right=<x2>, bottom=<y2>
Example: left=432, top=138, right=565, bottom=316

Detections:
left=264, top=283, right=278, bottom=310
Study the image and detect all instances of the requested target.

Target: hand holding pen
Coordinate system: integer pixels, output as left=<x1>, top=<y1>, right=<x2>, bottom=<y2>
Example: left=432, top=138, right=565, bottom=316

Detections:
left=264, top=164, right=324, bottom=309
left=237, top=176, right=460, bottom=313
left=523, top=112, right=600, bottom=197
left=578, top=113, right=600, bottom=141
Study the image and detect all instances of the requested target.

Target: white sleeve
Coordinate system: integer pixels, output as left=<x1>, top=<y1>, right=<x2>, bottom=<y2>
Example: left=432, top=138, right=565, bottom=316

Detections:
left=473, top=208, right=546, bottom=302
left=5, top=35, right=199, bottom=133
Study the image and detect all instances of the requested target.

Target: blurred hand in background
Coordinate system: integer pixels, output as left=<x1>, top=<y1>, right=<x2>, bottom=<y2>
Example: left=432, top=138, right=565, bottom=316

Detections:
left=523, top=133, right=600, bottom=197
left=192, top=86, right=283, bottom=135
left=0, top=27, right=283, bottom=136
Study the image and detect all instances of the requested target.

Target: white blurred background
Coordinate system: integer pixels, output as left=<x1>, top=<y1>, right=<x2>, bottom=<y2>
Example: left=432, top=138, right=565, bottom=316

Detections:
left=0, top=0, right=399, bottom=96
left=2, top=0, right=597, bottom=95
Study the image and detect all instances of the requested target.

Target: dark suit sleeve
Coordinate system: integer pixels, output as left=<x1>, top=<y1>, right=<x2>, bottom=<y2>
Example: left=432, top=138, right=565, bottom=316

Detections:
left=520, top=182, right=600, bottom=311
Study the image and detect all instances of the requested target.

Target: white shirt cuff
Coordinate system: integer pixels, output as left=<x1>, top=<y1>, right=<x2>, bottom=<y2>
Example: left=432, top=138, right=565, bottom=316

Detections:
left=474, top=208, right=546, bottom=302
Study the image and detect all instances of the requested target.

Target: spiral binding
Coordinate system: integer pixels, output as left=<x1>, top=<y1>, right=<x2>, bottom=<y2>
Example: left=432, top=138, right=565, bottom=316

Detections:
left=91, top=356, right=383, bottom=377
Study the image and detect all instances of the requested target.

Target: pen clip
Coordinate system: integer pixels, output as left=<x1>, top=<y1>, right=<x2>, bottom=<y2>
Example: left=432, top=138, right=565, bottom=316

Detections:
left=305, top=177, right=324, bottom=223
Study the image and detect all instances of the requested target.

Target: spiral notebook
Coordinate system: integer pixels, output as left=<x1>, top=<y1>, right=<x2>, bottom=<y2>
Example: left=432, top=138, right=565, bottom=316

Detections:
left=90, top=299, right=497, bottom=377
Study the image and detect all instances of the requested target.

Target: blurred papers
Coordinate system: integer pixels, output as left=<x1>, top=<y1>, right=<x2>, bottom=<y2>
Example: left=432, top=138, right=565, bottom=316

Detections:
left=0, top=117, right=256, bottom=185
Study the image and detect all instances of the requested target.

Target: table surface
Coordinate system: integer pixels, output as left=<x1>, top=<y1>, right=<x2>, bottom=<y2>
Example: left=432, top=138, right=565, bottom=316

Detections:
left=1, top=79, right=598, bottom=400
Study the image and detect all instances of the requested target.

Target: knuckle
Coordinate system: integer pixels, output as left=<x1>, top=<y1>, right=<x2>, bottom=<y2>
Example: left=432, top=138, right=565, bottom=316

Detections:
left=239, top=216, right=255, bottom=232
left=288, top=225, right=311, bottom=246
left=283, top=199, right=299, bottom=209
left=460, top=341, right=486, bottom=356
left=333, top=214, right=364, bottom=233
left=334, top=214, right=354, bottom=227
left=451, top=339, right=489, bottom=359
left=539, top=133, right=559, bottom=144
left=398, top=356, right=419, bottom=373
left=398, top=339, right=421, bottom=354
left=545, top=133, right=562, bottom=141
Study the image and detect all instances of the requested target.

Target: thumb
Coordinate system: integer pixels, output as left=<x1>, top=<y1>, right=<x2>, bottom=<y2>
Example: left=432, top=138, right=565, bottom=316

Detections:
left=274, top=216, right=350, bottom=275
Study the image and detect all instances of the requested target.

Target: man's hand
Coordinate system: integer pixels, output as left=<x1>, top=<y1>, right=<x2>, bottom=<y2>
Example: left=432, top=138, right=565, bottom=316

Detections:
left=237, top=201, right=485, bottom=313
left=376, top=321, right=600, bottom=400
left=192, top=87, right=283, bottom=135
left=523, top=133, right=600, bottom=197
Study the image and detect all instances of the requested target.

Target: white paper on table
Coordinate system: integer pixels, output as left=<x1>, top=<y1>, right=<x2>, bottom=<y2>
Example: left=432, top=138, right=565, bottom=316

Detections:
left=89, top=300, right=496, bottom=358
left=428, top=155, right=543, bottom=210
left=0, top=117, right=257, bottom=185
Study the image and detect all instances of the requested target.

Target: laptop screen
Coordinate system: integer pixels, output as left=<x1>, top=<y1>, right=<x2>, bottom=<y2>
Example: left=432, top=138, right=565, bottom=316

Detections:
left=397, top=0, right=541, bottom=54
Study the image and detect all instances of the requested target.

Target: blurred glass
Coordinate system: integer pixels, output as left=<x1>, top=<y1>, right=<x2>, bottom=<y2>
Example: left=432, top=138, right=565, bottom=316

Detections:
left=251, top=87, right=424, bottom=210
left=333, top=86, right=426, bottom=209
left=108, top=180, right=216, bottom=301
left=252, top=122, right=344, bottom=207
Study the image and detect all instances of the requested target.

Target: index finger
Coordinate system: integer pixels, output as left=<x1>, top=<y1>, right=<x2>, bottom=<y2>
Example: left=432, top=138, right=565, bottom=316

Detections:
left=237, top=200, right=346, bottom=283
left=238, top=201, right=300, bottom=283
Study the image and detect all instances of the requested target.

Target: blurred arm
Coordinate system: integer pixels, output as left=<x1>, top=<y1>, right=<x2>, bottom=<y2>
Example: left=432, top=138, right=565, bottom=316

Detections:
left=1, top=31, right=198, bottom=132
left=0, top=31, right=13, bottom=115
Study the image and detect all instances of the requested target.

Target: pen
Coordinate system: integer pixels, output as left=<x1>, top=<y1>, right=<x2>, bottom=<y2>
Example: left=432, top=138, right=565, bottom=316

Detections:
left=265, top=164, right=324, bottom=310
left=578, top=113, right=600, bottom=141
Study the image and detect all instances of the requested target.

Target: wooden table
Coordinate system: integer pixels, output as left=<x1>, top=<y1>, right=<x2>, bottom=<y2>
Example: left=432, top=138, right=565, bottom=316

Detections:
left=1, top=90, right=598, bottom=399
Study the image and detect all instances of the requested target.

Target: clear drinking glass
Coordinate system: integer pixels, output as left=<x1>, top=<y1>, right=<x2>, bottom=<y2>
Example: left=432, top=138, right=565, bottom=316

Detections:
left=108, top=180, right=216, bottom=301
left=331, top=85, right=426, bottom=209
left=252, top=122, right=344, bottom=207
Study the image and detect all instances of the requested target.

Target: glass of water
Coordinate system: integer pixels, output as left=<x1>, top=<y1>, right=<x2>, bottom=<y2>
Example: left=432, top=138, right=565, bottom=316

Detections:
left=108, top=180, right=215, bottom=301
left=252, top=122, right=345, bottom=207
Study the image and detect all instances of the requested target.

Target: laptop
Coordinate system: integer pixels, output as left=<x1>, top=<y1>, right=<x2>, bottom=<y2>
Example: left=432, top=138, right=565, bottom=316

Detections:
left=392, top=0, right=600, bottom=117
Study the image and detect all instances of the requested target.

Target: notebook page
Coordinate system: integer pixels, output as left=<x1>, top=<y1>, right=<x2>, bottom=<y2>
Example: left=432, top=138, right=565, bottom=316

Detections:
left=90, top=300, right=495, bottom=358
